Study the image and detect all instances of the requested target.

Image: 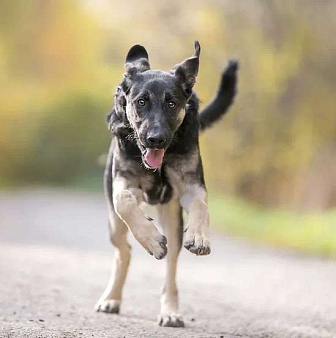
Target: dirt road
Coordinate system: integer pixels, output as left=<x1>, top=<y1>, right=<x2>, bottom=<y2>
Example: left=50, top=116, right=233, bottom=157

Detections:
left=0, top=189, right=335, bottom=337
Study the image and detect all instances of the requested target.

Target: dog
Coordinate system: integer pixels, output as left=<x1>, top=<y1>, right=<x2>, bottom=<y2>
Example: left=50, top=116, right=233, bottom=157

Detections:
left=95, top=41, right=238, bottom=327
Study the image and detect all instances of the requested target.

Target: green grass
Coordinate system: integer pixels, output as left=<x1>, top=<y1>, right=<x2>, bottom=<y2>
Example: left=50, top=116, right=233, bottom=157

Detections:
left=209, top=195, right=336, bottom=257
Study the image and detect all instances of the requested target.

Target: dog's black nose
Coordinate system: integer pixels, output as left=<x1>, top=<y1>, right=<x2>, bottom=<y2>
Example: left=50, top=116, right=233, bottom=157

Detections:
left=147, top=133, right=166, bottom=148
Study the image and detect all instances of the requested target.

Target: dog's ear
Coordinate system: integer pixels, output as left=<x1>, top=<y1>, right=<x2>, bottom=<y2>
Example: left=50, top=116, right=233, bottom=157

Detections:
left=124, top=44, right=150, bottom=77
left=113, top=86, right=126, bottom=117
left=107, top=87, right=129, bottom=135
left=172, top=41, right=200, bottom=96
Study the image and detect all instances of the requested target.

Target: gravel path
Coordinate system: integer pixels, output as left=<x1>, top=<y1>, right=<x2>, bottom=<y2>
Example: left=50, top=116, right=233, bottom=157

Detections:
left=0, top=189, right=335, bottom=338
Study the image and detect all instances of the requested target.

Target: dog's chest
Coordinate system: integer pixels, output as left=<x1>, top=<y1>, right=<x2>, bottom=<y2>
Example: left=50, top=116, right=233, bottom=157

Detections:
left=141, top=167, right=177, bottom=205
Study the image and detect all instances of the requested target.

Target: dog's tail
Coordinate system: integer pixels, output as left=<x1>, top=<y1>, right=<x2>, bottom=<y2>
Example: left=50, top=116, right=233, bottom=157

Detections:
left=199, top=60, right=239, bottom=131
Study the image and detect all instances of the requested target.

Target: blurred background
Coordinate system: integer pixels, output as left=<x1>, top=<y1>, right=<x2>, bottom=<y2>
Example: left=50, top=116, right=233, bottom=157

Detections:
left=1, top=0, right=335, bottom=256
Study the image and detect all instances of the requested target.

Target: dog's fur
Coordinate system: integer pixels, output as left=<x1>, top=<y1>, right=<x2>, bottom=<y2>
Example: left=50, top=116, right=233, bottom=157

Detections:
left=95, top=41, right=238, bottom=327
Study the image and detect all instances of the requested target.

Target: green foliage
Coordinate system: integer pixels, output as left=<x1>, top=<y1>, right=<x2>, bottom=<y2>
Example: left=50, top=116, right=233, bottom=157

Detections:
left=25, top=92, right=110, bottom=183
left=209, top=195, right=336, bottom=257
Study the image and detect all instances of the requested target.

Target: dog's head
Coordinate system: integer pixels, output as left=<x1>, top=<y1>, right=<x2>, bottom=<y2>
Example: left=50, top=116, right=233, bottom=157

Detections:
left=116, top=41, right=200, bottom=169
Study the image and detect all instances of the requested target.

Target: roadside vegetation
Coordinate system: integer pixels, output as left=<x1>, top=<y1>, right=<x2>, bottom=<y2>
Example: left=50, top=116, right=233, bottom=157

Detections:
left=209, top=195, right=335, bottom=257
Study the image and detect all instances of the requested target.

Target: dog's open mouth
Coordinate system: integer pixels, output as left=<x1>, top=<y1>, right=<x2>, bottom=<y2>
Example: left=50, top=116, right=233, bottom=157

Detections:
left=143, top=148, right=165, bottom=169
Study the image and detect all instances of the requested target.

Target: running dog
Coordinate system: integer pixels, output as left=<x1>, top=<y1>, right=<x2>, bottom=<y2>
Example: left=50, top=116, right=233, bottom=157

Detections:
left=96, top=41, right=238, bottom=327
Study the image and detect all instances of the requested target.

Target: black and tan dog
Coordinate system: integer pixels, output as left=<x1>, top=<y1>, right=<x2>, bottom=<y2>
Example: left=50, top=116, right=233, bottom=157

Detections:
left=96, top=41, right=238, bottom=327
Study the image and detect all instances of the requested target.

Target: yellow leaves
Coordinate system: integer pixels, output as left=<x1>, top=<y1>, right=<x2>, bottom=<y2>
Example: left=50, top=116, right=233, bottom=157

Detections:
left=247, top=28, right=305, bottom=97
left=196, top=4, right=225, bottom=47
left=32, top=2, right=101, bottom=84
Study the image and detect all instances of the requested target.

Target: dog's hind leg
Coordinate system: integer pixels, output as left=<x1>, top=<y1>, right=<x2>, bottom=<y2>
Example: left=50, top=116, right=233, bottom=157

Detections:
left=157, top=199, right=184, bottom=327
left=95, top=147, right=131, bottom=314
left=95, top=211, right=131, bottom=314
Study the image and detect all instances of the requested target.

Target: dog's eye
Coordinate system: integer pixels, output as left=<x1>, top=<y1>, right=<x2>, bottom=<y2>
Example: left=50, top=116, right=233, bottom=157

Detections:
left=137, top=99, right=146, bottom=107
left=168, top=101, right=176, bottom=109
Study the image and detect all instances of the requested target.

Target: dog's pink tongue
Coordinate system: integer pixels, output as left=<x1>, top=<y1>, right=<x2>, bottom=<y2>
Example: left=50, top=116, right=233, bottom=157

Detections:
left=145, top=149, right=165, bottom=168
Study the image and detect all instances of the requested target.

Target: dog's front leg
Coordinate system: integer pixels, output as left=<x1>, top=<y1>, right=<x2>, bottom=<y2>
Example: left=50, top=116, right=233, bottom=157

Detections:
left=181, top=184, right=211, bottom=255
left=113, top=176, right=167, bottom=260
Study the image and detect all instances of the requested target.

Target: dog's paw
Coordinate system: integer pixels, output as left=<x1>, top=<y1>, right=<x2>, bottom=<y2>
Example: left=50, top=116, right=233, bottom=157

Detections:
left=158, top=313, right=184, bottom=327
left=145, top=234, right=167, bottom=260
left=183, top=232, right=211, bottom=256
left=134, top=219, right=168, bottom=260
left=95, top=299, right=120, bottom=314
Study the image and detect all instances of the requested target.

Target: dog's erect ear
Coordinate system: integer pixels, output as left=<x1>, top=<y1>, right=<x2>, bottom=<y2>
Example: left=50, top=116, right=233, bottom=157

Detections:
left=172, top=41, right=201, bottom=95
left=124, top=44, right=150, bottom=77
left=126, top=44, right=149, bottom=64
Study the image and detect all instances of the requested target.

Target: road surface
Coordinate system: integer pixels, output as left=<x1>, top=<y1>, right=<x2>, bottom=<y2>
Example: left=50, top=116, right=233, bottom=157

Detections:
left=0, top=189, right=335, bottom=337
